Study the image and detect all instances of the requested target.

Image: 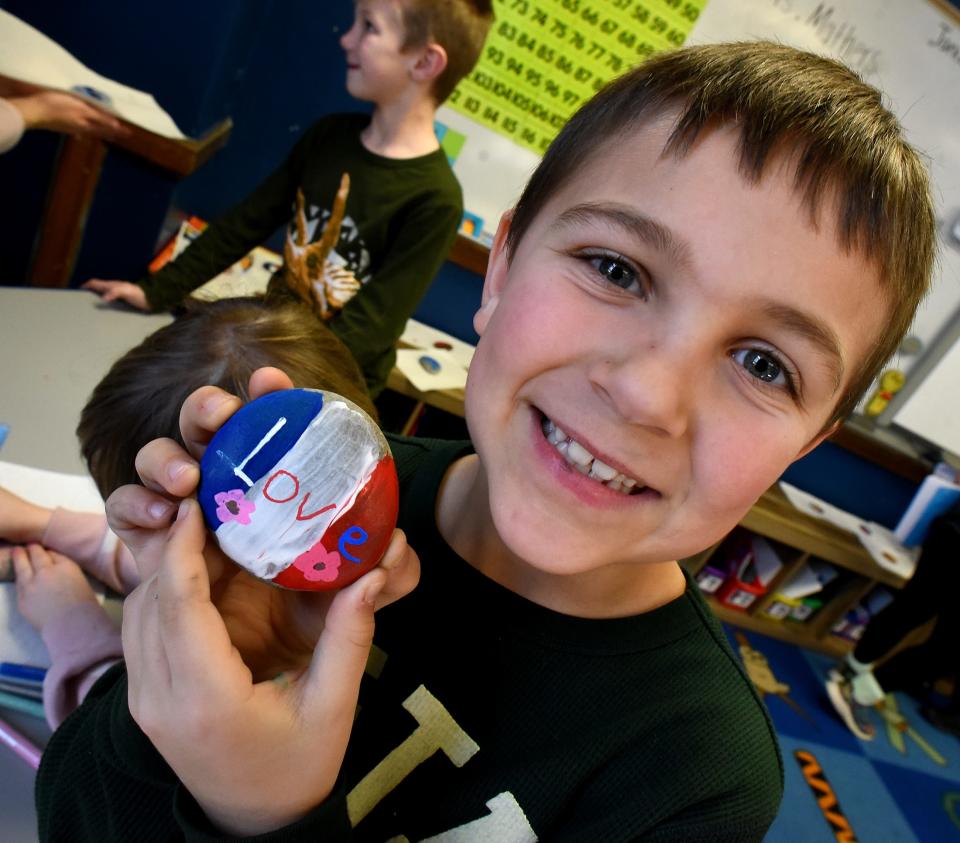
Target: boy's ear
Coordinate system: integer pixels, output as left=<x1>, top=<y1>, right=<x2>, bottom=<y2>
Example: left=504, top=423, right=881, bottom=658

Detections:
left=474, top=211, right=513, bottom=337
left=794, top=419, right=841, bottom=461
left=410, top=43, right=447, bottom=85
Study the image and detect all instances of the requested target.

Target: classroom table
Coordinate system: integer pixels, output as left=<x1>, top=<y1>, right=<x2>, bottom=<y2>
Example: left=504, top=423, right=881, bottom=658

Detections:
left=0, top=287, right=171, bottom=842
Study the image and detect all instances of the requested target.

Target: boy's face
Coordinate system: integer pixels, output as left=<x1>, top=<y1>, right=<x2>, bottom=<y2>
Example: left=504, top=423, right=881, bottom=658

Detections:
left=341, top=1, right=416, bottom=105
left=466, top=117, right=886, bottom=580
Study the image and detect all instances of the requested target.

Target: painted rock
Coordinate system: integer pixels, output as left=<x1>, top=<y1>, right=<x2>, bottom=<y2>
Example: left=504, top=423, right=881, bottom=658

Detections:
left=198, top=389, right=398, bottom=591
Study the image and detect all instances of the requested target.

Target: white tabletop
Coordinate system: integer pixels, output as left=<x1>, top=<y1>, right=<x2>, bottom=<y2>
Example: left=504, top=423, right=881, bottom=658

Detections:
left=0, top=287, right=171, bottom=841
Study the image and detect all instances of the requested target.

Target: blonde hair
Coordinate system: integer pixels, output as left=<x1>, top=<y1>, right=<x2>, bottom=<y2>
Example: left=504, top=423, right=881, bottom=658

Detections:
left=399, top=0, right=494, bottom=103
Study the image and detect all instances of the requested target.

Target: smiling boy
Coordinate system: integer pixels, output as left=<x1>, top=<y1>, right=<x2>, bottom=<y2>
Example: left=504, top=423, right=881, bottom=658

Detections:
left=39, top=42, right=935, bottom=841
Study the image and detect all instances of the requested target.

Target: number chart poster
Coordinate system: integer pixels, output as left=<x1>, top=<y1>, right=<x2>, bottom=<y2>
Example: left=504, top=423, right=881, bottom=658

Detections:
left=438, top=0, right=708, bottom=242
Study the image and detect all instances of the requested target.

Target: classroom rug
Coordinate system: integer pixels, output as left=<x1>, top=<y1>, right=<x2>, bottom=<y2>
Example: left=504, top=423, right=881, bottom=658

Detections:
left=724, top=625, right=960, bottom=842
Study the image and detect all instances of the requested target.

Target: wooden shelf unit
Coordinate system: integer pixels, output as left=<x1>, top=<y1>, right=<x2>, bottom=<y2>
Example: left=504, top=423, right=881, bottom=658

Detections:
left=685, top=485, right=910, bottom=656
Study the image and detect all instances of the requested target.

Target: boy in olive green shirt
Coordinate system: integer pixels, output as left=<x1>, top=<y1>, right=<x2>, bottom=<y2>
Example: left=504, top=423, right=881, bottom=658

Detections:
left=85, top=1, right=494, bottom=397
left=45, top=41, right=935, bottom=841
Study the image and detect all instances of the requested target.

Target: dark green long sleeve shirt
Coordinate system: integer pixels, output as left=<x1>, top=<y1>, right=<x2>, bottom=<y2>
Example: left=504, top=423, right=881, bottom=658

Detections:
left=139, top=114, right=463, bottom=396
left=36, top=435, right=783, bottom=842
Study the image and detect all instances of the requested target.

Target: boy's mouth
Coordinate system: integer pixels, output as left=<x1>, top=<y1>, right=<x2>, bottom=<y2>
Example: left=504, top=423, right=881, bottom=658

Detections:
left=540, top=415, right=651, bottom=497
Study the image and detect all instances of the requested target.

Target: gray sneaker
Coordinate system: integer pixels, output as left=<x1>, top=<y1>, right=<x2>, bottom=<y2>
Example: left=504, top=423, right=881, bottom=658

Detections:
left=826, top=670, right=876, bottom=740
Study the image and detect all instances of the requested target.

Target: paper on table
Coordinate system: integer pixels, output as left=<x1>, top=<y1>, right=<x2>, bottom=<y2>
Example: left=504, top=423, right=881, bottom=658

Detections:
left=395, top=348, right=468, bottom=393
left=0, top=10, right=186, bottom=139
left=401, top=319, right=476, bottom=371
left=0, top=461, right=105, bottom=668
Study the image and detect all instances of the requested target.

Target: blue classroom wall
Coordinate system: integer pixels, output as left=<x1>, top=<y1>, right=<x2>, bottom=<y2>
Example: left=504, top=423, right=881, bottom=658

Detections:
left=781, top=439, right=919, bottom=530
left=0, top=0, right=482, bottom=339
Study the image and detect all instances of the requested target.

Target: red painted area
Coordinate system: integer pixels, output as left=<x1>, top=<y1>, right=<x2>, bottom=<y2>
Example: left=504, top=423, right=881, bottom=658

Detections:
left=272, top=456, right=400, bottom=591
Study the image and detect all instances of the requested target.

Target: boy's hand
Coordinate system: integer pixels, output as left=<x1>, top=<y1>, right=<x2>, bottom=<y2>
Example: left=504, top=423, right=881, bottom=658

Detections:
left=11, top=544, right=100, bottom=630
left=0, top=486, right=53, bottom=545
left=124, top=494, right=411, bottom=834
left=106, top=367, right=419, bottom=677
left=82, top=279, right=150, bottom=311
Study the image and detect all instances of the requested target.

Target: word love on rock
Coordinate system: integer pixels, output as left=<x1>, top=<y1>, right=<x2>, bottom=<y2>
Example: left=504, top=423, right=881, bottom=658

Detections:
left=198, top=389, right=398, bottom=591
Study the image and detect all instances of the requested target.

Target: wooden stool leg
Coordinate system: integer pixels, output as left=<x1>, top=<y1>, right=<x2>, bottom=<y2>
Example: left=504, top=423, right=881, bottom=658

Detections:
left=30, top=135, right=107, bottom=288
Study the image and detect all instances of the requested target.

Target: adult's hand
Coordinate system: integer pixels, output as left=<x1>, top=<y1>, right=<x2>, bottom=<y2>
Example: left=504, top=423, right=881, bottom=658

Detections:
left=8, top=90, right=125, bottom=138
left=82, top=279, right=150, bottom=311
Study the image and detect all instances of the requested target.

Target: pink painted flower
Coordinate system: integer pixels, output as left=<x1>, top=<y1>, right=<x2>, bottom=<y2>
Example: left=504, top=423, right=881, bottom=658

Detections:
left=293, top=541, right=341, bottom=583
left=214, top=489, right=256, bottom=525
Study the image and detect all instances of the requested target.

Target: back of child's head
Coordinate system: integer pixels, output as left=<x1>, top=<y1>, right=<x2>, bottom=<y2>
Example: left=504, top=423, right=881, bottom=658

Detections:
left=507, top=41, right=936, bottom=424
left=77, top=297, right=375, bottom=499
left=399, top=0, right=493, bottom=103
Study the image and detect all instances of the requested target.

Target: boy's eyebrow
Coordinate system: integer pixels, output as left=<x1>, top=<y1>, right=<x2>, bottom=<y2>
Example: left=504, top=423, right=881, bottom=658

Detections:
left=551, top=202, right=694, bottom=273
left=550, top=202, right=845, bottom=391
left=760, top=302, right=845, bottom=392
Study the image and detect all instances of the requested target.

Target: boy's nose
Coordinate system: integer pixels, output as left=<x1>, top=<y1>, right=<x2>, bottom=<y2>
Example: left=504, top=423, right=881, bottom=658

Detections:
left=340, top=23, right=356, bottom=50
left=589, top=343, right=693, bottom=440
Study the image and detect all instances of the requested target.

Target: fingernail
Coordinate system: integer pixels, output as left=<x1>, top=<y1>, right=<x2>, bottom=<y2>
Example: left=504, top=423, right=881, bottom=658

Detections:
left=148, top=500, right=173, bottom=521
left=176, top=499, right=192, bottom=522
left=168, top=459, right=197, bottom=483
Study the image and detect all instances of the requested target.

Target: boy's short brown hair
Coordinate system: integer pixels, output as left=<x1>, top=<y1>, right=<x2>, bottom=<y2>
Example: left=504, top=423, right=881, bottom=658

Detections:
left=399, top=0, right=494, bottom=103
left=77, top=297, right=376, bottom=499
left=507, top=41, right=936, bottom=425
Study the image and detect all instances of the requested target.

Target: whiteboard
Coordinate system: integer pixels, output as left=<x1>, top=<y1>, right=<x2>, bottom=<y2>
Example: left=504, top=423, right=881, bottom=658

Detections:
left=895, top=328, right=960, bottom=456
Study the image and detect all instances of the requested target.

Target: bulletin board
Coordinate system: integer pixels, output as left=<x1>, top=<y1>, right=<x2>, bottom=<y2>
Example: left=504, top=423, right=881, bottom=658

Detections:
left=437, top=0, right=707, bottom=242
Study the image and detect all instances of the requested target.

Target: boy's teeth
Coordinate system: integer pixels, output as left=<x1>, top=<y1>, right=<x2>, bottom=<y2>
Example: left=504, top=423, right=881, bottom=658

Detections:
left=541, top=415, right=643, bottom=495
left=589, top=459, right=618, bottom=482
left=566, top=439, right=593, bottom=467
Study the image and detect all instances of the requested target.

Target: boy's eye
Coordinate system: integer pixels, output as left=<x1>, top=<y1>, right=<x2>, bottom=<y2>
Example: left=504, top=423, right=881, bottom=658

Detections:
left=732, top=348, right=796, bottom=393
left=586, top=253, right=645, bottom=296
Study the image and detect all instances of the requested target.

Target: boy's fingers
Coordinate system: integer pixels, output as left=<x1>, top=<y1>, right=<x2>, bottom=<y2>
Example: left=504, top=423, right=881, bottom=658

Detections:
left=134, top=438, right=199, bottom=498
left=248, top=367, right=294, bottom=399
left=10, top=546, right=32, bottom=583
left=106, top=484, right=177, bottom=538
left=178, top=387, right=243, bottom=459
left=373, top=530, right=420, bottom=611
left=25, top=543, right=52, bottom=569
left=300, top=568, right=386, bottom=719
left=156, top=501, right=237, bottom=686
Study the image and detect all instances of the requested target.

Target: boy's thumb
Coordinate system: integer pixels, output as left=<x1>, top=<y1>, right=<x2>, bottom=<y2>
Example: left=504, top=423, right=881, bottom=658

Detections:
left=300, top=569, right=386, bottom=714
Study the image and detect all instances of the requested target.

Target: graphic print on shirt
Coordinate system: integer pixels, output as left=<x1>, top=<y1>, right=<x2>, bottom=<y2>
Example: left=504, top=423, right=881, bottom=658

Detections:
left=283, top=174, right=371, bottom=319
left=347, top=684, right=537, bottom=842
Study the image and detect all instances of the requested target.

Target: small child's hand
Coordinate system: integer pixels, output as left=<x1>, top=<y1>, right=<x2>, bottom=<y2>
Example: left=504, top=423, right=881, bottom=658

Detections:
left=11, top=544, right=100, bottom=631
left=81, top=279, right=150, bottom=311
left=124, top=498, right=402, bottom=835
left=0, top=486, right=53, bottom=544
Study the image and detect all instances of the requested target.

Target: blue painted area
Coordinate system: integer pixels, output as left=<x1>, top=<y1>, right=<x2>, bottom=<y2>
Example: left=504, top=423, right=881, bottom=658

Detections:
left=198, top=389, right=325, bottom=530
left=780, top=439, right=919, bottom=529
